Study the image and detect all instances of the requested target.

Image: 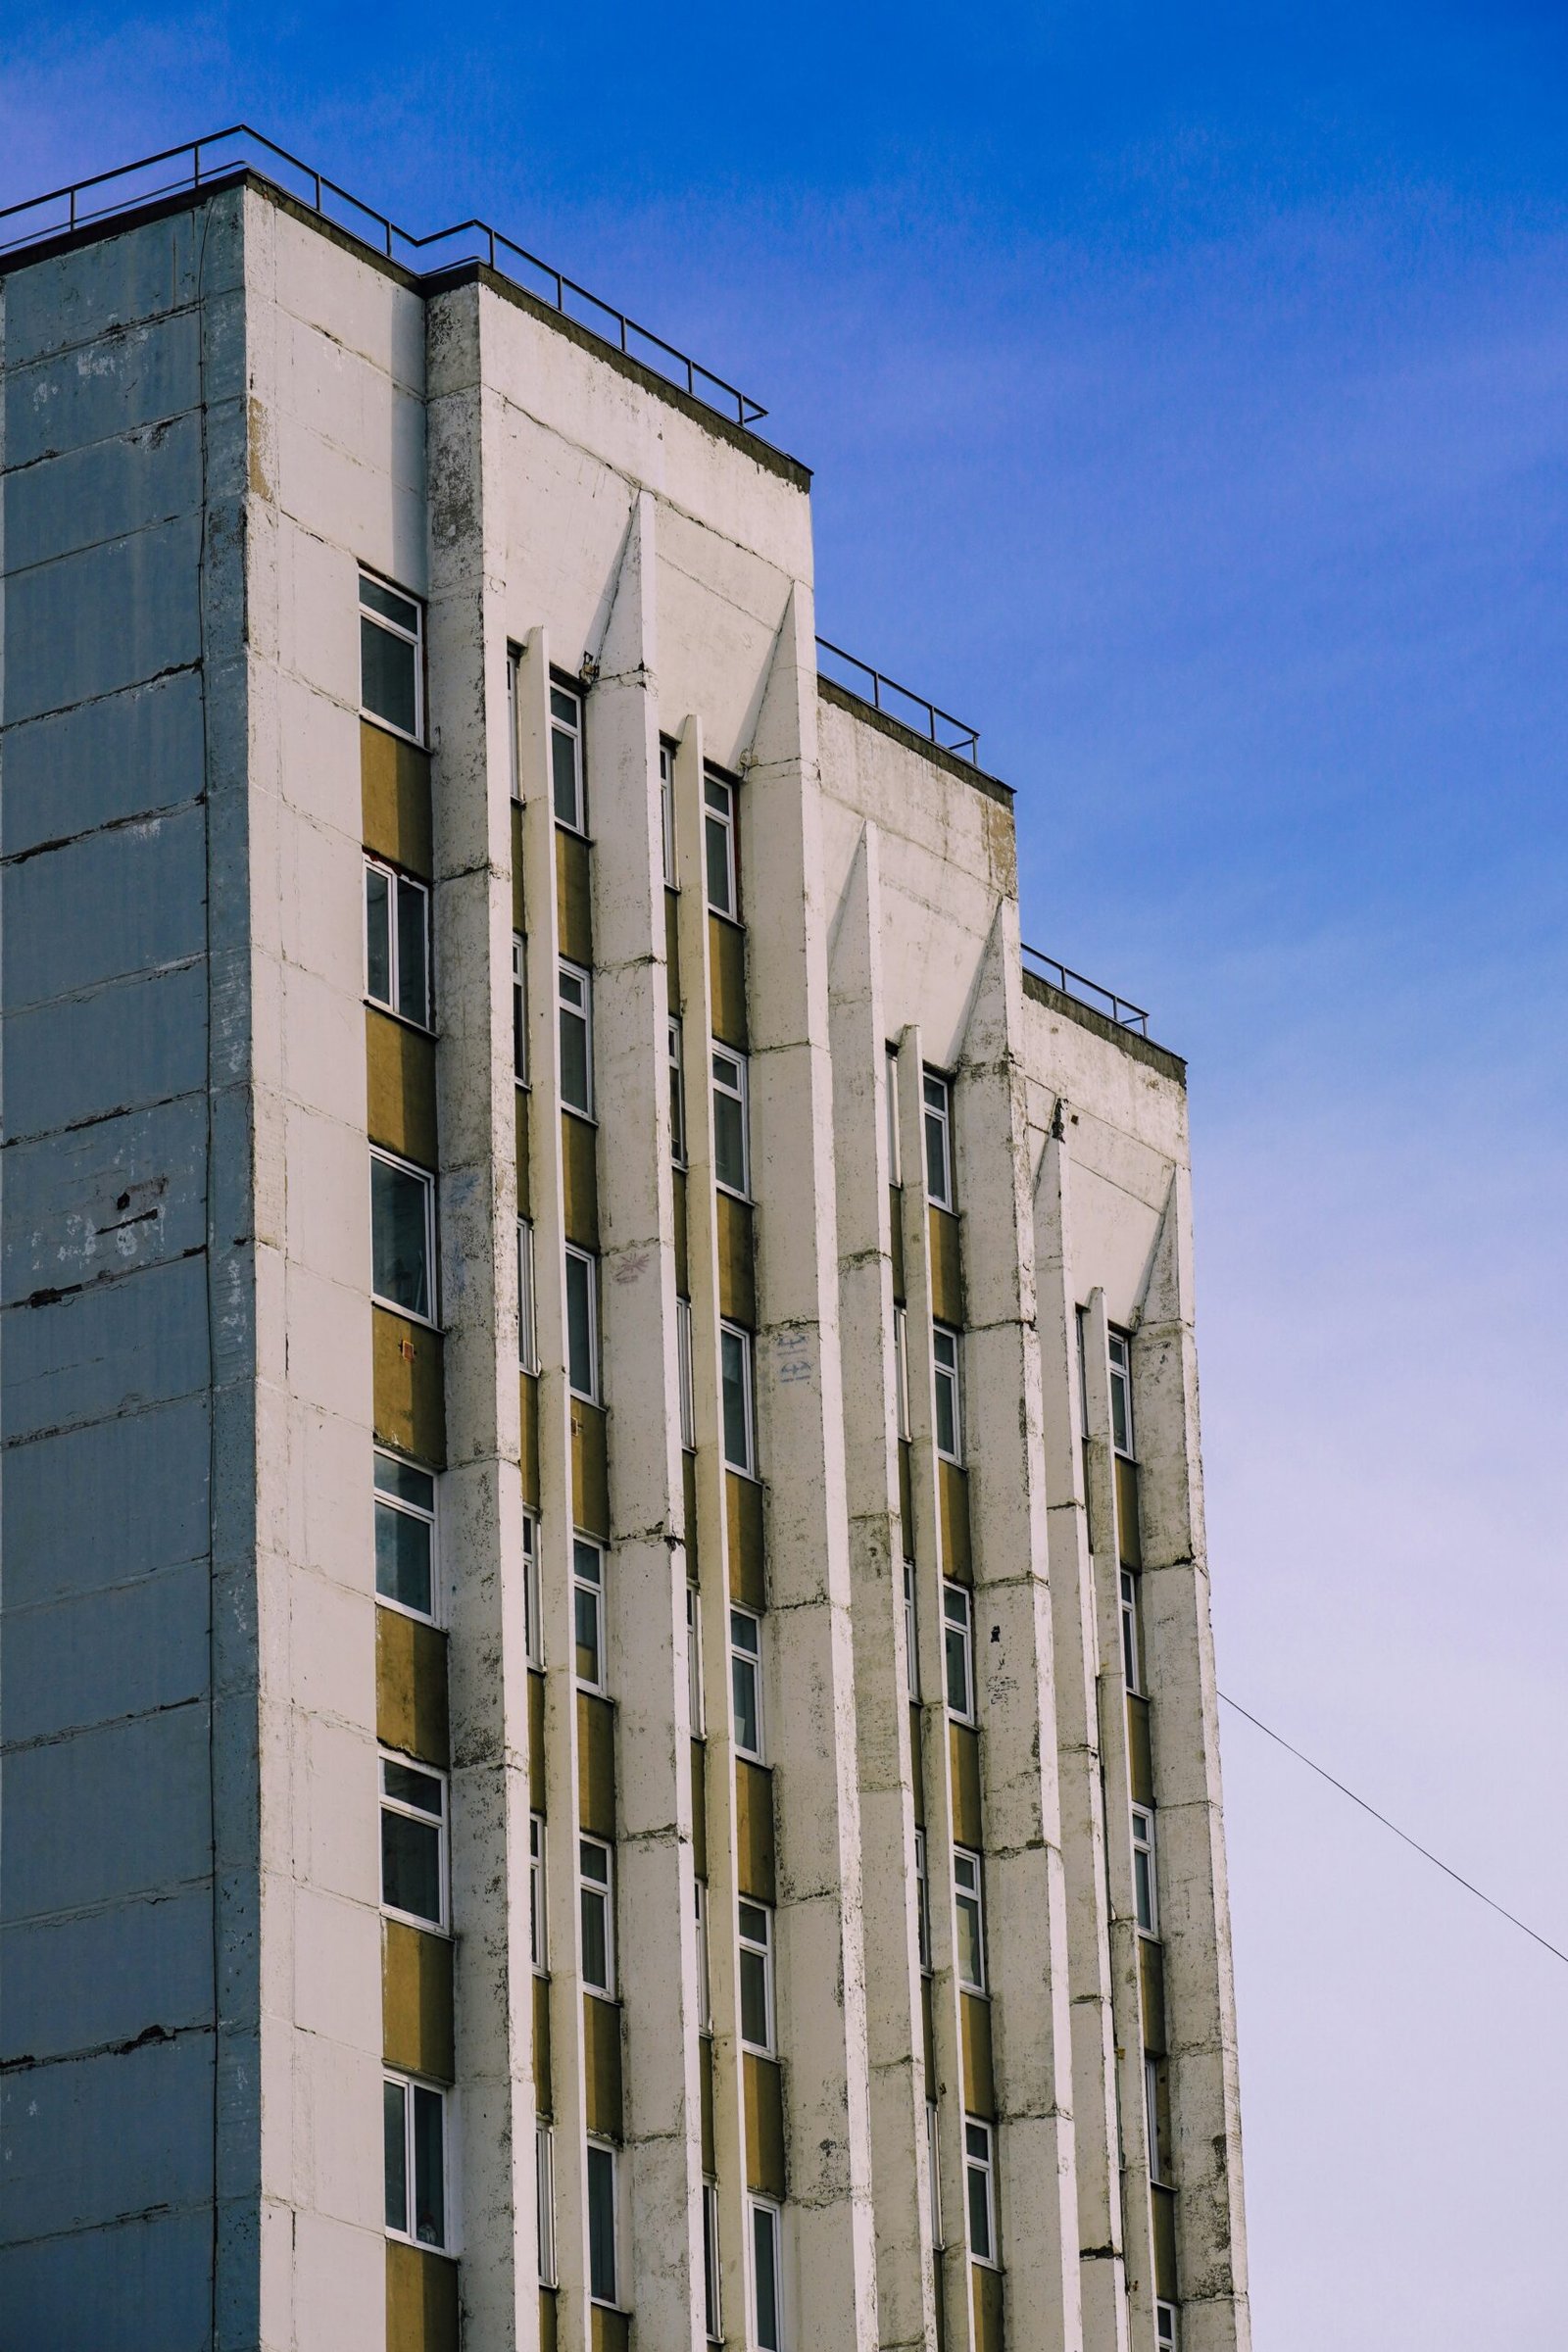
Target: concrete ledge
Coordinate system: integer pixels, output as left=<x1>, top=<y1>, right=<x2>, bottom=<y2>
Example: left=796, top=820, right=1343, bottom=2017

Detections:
left=816, top=674, right=1013, bottom=807
left=1021, top=967, right=1186, bottom=1084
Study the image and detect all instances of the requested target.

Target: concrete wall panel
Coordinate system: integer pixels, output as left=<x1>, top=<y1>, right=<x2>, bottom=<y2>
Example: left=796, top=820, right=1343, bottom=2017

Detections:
left=2, top=305, right=202, bottom=467
left=4, top=407, right=202, bottom=570
left=1, top=798, right=206, bottom=1007
left=0, top=960, right=209, bottom=1141
left=0, top=1392, right=210, bottom=1608
left=1, top=1555, right=210, bottom=1745
left=0, top=1250, right=210, bottom=1442
left=0, top=2209, right=213, bottom=2352
left=0, top=2032, right=215, bottom=2245
left=2, top=1699, right=211, bottom=1921
left=0, top=665, right=205, bottom=857
left=0, top=1882, right=215, bottom=2062
left=0, top=1094, right=208, bottom=1303
left=2, top=514, right=203, bottom=723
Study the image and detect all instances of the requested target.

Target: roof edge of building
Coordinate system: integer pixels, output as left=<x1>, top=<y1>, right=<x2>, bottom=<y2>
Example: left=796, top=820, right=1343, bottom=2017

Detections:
left=816, top=673, right=1013, bottom=807
left=1021, top=967, right=1186, bottom=1083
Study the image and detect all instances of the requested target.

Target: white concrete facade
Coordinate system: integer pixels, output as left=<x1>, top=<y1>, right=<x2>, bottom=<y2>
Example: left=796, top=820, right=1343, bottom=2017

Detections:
left=0, top=167, right=1249, bottom=2352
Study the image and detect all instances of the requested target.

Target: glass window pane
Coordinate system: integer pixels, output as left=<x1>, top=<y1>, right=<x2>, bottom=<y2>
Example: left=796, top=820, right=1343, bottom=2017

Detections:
left=934, top=1369, right=956, bottom=1459
left=753, top=2206, right=780, bottom=2350
left=384, top=2080, right=408, bottom=2230
left=575, top=1582, right=601, bottom=1686
left=375, top=1454, right=434, bottom=1510
left=375, top=1498, right=432, bottom=1615
left=966, top=2153, right=991, bottom=2259
left=396, top=879, right=428, bottom=1026
left=945, top=1623, right=968, bottom=1716
left=370, top=1158, right=431, bottom=1320
left=705, top=811, right=732, bottom=915
left=382, top=1809, right=442, bottom=1924
left=713, top=1087, right=746, bottom=1193
left=362, top=615, right=417, bottom=737
left=956, top=1894, right=983, bottom=1988
left=383, top=1760, right=442, bottom=1815
left=412, top=2084, right=444, bottom=2246
left=565, top=1254, right=595, bottom=1396
left=551, top=687, right=578, bottom=725
left=732, top=1655, right=759, bottom=1758
left=581, top=1887, right=609, bottom=1988
left=1110, top=1374, right=1130, bottom=1456
left=720, top=1328, right=749, bottom=1469
left=740, top=1944, right=768, bottom=2046
left=552, top=726, right=580, bottom=827
left=366, top=865, right=392, bottom=1004
left=587, top=2144, right=616, bottom=2301
left=362, top=577, right=419, bottom=634
left=560, top=1005, right=590, bottom=1113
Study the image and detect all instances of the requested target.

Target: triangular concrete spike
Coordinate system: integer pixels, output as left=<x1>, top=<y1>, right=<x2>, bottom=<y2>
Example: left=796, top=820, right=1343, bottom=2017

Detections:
left=1136, top=1165, right=1191, bottom=1331
left=744, top=579, right=816, bottom=776
left=590, top=489, right=656, bottom=684
left=828, top=821, right=877, bottom=984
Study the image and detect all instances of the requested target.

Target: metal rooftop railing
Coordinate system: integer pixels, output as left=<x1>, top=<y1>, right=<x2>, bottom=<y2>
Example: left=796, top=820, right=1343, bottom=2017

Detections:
left=815, top=638, right=980, bottom=762
left=1021, top=945, right=1150, bottom=1037
left=0, top=125, right=769, bottom=431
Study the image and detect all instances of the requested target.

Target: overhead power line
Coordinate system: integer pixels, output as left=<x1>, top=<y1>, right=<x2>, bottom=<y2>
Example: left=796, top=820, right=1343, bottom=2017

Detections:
left=1218, top=1690, right=1568, bottom=1971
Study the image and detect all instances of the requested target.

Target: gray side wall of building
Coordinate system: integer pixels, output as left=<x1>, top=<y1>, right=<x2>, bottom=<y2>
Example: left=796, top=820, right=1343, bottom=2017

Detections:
left=0, top=192, right=255, bottom=2352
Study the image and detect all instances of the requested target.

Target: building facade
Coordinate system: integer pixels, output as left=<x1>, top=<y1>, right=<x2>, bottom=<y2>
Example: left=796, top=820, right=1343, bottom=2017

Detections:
left=0, top=154, right=1249, bottom=2352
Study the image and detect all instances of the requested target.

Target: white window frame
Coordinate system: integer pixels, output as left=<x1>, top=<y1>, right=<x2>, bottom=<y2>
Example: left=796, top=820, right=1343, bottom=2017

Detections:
left=704, top=770, right=738, bottom=919
left=922, top=1068, right=955, bottom=1209
left=383, top=2070, right=450, bottom=2249
left=573, top=1537, right=606, bottom=1694
left=885, top=1046, right=902, bottom=1185
left=687, top=1582, right=706, bottom=1736
left=369, top=1147, right=438, bottom=1328
left=579, top=1836, right=615, bottom=1996
left=1108, top=1327, right=1135, bottom=1460
left=932, top=1323, right=963, bottom=1464
left=738, top=1898, right=776, bottom=2056
left=374, top=1449, right=439, bottom=1626
left=586, top=2137, right=620, bottom=2307
left=964, top=2117, right=997, bottom=2266
left=379, top=1751, right=450, bottom=1934
left=529, top=1812, right=549, bottom=1972
left=702, top=2177, right=723, bottom=2341
left=517, top=1218, right=538, bottom=1374
left=660, top=739, right=678, bottom=887
left=522, top=1511, right=543, bottom=1669
left=364, top=856, right=432, bottom=1029
left=720, top=1320, right=757, bottom=1476
left=1120, top=1566, right=1142, bottom=1693
left=953, top=1844, right=987, bottom=1993
left=558, top=958, right=594, bottom=1118
left=730, top=1605, right=764, bottom=1763
left=710, top=1044, right=751, bottom=1199
left=943, top=1581, right=975, bottom=1725
left=360, top=571, right=424, bottom=745
left=1131, top=1804, right=1158, bottom=1938
left=536, top=2119, right=557, bottom=2286
left=903, top=1558, right=920, bottom=1699
left=513, top=932, right=528, bottom=1085
left=677, top=1297, right=696, bottom=1449
left=926, top=2101, right=944, bottom=2249
left=668, top=1015, right=688, bottom=1166
left=894, top=1306, right=912, bottom=1442
left=749, top=2195, right=784, bottom=2352
left=695, top=1876, right=712, bottom=2032
left=913, top=1826, right=932, bottom=1973
left=564, top=1245, right=600, bottom=1403
left=551, top=679, right=586, bottom=834
left=1156, top=2301, right=1179, bottom=2350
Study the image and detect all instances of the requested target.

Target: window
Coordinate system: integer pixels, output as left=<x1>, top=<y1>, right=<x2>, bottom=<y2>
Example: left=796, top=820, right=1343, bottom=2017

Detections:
left=1156, top=2303, right=1179, bottom=2351
left=964, top=2119, right=996, bottom=2264
left=704, top=772, right=737, bottom=917
left=953, top=1847, right=986, bottom=1993
left=703, top=2179, right=722, bottom=2340
left=711, top=1046, right=750, bottom=1196
left=579, top=1838, right=614, bottom=1995
left=943, top=1583, right=974, bottom=1724
left=739, top=1899, right=775, bottom=2054
left=551, top=682, right=585, bottom=832
left=374, top=1452, right=436, bottom=1619
left=695, top=1877, right=712, bottom=2031
left=536, top=2122, right=557, bottom=2286
left=574, top=1539, right=605, bottom=1691
left=523, top=1513, right=543, bottom=1668
left=587, top=2139, right=618, bottom=2305
left=903, top=1558, right=920, bottom=1699
left=558, top=960, right=593, bottom=1116
left=661, top=740, right=678, bottom=887
left=517, top=1219, right=538, bottom=1373
left=565, top=1247, right=599, bottom=1401
left=731, top=1607, right=763, bottom=1761
left=1120, top=1567, right=1142, bottom=1693
left=720, top=1322, right=756, bottom=1475
left=380, top=1754, right=448, bottom=1931
left=1132, top=1805, right=1158, bottom=1937
left=514, top=934, right=528, bottom=1084
left=886, top=1047, right=902, bottom=1185
left=932, top=1324, right=962, bottom=1463
left=913, top=1827, right=931, bottom=1972
left=668, top=1017, right=687, bottom=1165
left=1108, top=1329, right=1134, bottom=1459
left=384, top=2073, right=447, bottom=2246
left=894, top=1307, right=912, bottom=1442
left=677, top=1298, right=696, bottom=1449
left=365, top=858, right=431, bottom=1028
left=361, top=573, right=422, bottom=742
left=751, top=2198, right=783, bottom=2352
left=370, top=1150, right=436, bottom=1324
left=529, top=1813, right=548, bottom=1971
left=687, top=1583, right=706, bottom=1736
left=925, top=2103, right=944, bottom=2249
left=922, top=1070, right=954, bottom=1209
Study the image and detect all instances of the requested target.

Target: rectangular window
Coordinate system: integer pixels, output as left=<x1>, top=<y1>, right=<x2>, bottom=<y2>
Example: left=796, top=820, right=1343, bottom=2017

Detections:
left=536, top=2121, right=557, bottom=2286
left=886, top=1046, right=902, bottom=1185
left=730, top=1606, right=763, bottom=1762
left=514, top=933, right=528, bottom=1084
left=523, top=1513, right=543, bottom=1669
left=587, top=2139, right=618, bottom=2305
left=558, top=960, right=594, bottom=1116
left=695, top=1877, right=712, bottom=2032
left=711, top=1046, right=750, bottom=1197
left=943, top=1583, right=974, bottom=1724
left=374, top=1451, right=436, bottom=1620
left=964, top=2119, right=996, bottom=2264
left=687, top=1583, right=706, bottom=1736
left=702, top=2179, right=722, bottom=2340
left=365, top=858, right=431, bottom=1028
left=894, top=1306, right=912, bottom=1442
left=926, top=2103, right=944, bottom=2249
left=529, top=1813, right=548, bottom=1971
left=551, top=682, right=586, bottom=832
left=903, top=1558, right=920, bottom=1699
left=953, top=1846, right=987, bottom=1993
left=361, top=573, right=423, bottom=742
left=574, top=1538, right=606, bottom=1692
left=704, top=772, right=737, bottom=918
left=913, top=1827, right=931, bottom=1972
left=922, top=1070, right=954, bottom=1209
left=384, top=2073, right=447, bottom=2247
left=677, top=1298, right=696, bottom=1449
left=751, top=2198, right=783, bottom=2352
left=738, top=1899, right=775, bottom=2054
left=661, top=741, right=678, bottom=887
left=668, top=1017, right=688, bottom=1165
left=1156, top=2302, right=1179, bottom=2351
left=565, top=1247, right=599, bottom=1401
left=1120, top=1567, right=1142, bottom=1693
left=1132, top=1805, right=1158, bottom=1938
left=932, top=1324, right=962, bottom=1463
left=370, top=1150, right=436, bottom=1324
left=579, top=1837, right=615, bottom=1995
left=380, top=1753, right=448, bottom=1931
left=1108, top=1329, right=1135, bottom=1459
left=517, top=1219, right=538, bottom=1373
left=720, top=1322, right=756, bottom=1474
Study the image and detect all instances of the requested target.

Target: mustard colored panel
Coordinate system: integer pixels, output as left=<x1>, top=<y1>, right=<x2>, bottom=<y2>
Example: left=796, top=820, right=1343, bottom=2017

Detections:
left=1115, top=1454, right=1143, bottom=1569
left=938, top=1460, right=971, bottom=1585
left=534, top=1973, right=553, bottom=2117
left=743, top=2052, right=785, bottom=2199
left=578, top=1690, right=616, bottom=1838
left=971, top=2260, right=1004, bottom=2352
left=1126, top=1692, right=1154, bottom=1808
left=584, top=1991, right=623, bottom=2139
left=376, top=1606, right=451, bottom=1767
left=735, top=1758, right=775, bottom=1903
left=1140, top=1935, right=1168, bottom=2057
left=1152, top=2182, right=1179, bottom=2302
left=383, top=1919, right=455, bottom=2083
left=928, top=1205, right=963, bottom=1328
left=591, top=2307, right=629, bottom=2352
left=511, top=803, right=525, bottom=932
left=716, top=1192, right=755, bottom=1328
left=681, top=1449, right=699, bottom=1580
left=700, top=2036, right=716, bottom=2174
left=571, top=1401, right=610, bottom=1539
left=386, top=2238, right=458, bottom=2352
left=950, top=1723, right=983, bottom=1851
left=372, top=1306, right=446, bottom=1466
left=528, top=1669, right=546, bottom=1800
left=515, top=1086, right=531, bottom=1221
left=556, top=827, right=593, bottom=965
left=540, top=2288, right=559, bottom=2352
left=691, top=1738, right=708, bottom=1882
left=664, top=888, right=682, bottom=1013
left=890, top=1186, right=906, bottom=1304
left=366, top=1007, right=438, bottom=1169
left=520, top=1373, right=540, bottom=1509
left=708, top=912, right=748, bottom=1050
left=562, top=1111, right=599, bottom=1249
left=672, top=1169, right=689, bottom=1298
left=362, top=721, right=433, bottom=878
left=921, top=1973, right=936, bottom=2083
left=960, top=1990, right=996, bottom=2122
left=909, top=1703, right=926, bottom=1829
left=725, top=1472, right=764, bottom=1610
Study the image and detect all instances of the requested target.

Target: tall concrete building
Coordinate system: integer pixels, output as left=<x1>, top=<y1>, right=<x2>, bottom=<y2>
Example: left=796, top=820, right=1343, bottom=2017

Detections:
left=0, top=135, right=1249, bottom=2352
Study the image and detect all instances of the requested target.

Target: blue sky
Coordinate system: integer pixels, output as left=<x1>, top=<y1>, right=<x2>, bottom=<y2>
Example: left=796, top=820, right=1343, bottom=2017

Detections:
left=4, top=5, right=1565, bottom=2341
